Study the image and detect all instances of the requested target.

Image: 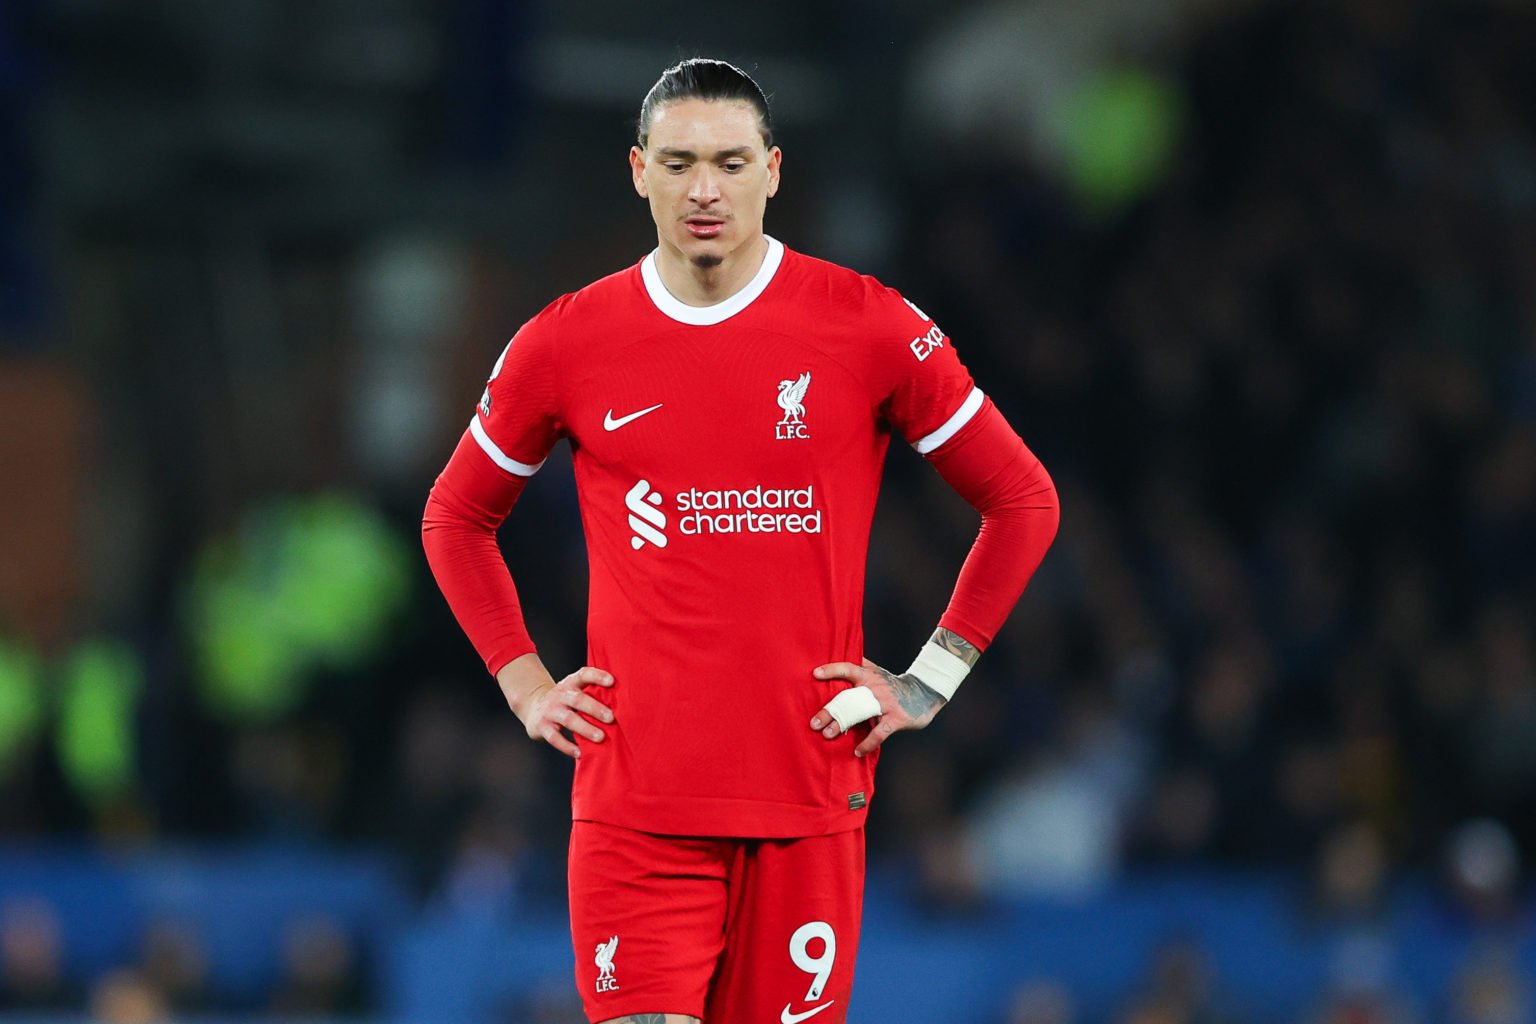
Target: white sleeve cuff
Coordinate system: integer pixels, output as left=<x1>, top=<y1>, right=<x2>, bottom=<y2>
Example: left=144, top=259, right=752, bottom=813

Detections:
left=469, top=416, right=545, bottom=477
left=912, top=387, right=984, bottom=454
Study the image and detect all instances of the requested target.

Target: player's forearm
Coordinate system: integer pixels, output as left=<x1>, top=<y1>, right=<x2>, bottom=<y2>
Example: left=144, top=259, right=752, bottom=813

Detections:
left=422, top=508, right=538, bottom=674
left=421, top=431, right=539, bottom=675
left=935, top=474, right=1058, bottom=648
left=926, top=400, right=1061, bottom=651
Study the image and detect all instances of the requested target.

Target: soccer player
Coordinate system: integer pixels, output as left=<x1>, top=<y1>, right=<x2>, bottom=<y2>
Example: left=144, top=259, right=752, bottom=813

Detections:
left=422, top=58, right=1060, bottom=1024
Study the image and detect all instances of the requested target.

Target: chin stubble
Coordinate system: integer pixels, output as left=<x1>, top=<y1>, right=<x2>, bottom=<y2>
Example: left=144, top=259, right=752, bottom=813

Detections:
left=692, top=254, right=724, bottom=269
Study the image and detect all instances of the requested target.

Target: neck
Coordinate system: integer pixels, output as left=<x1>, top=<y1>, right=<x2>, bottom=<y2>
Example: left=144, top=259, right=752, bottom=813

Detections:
left=653, top=234, right=769, bottom=307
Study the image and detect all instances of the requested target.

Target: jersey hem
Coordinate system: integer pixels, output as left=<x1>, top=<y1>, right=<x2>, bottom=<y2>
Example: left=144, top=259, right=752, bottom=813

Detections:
left=572, top=793, right=868, bottom=839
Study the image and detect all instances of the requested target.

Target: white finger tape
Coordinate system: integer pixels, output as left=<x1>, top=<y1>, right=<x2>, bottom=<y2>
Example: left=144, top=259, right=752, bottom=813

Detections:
left=905, top=642, right=971, bottom=701
left=824, top=686, right=883, bottom=732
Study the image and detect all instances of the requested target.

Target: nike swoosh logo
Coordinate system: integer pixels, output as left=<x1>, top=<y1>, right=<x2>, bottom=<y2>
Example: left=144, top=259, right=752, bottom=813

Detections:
left=603, top=403, right=664, bottom=431
left=781, top=1001, right=835, bottom=1024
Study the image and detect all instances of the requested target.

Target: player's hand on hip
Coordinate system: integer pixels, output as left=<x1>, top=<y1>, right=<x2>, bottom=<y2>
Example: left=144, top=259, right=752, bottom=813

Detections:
left=516, top=666, right=615, bottom=759
left=809, top=657, right=947, bottom=757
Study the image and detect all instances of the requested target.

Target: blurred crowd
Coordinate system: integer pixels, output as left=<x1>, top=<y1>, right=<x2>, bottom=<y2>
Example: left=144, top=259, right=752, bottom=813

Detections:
left=900, top=0, right=1536, bottom=893
left=2, top=0, right=1536, bottom=1020
left=1, top=899, right=365, bottom=1022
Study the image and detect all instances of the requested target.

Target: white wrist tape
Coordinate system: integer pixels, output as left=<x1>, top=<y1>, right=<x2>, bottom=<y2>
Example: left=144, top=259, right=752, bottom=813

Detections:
left=823, top=686, right=883, bottom=732
left=905, top=642, right=971, bottom=701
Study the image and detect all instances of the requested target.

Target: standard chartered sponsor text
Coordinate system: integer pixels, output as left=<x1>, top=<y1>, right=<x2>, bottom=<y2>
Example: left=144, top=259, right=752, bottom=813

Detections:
left=676, top=484, right=823, bottom=535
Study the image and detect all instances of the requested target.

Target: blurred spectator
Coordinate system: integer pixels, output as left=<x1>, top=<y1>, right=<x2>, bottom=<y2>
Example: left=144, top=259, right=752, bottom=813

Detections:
left=1007, top=979, right=1077, bottom=1024
left=1306, top=991, right=1418, bottom=1024
left=962, top=685, right=1143, bottom=898
left=268, top=913, right=366, bottom=1017
left=1309, top=821, right=1391, bottom=926
left=229, top=722, right=348, bottom=839
left=1443, top=819, right=1526, bottom=933
left=436, top=804, right=531, bottom=922
left=87, top=968, right=168, bottom=1024
left=1301, top=823, right=1420, bottom=1024
left=135, top=917, right=209, bottom=1017
left=0, top=898, right=74, bottom=1011
left=1449, top=948, right=1532, bottom=1024
left=1465, top=606, right=1536, bottom=824
left=1115, top=936, right=1243, bottom=1024
left=390, top=688, right=483, bottom=899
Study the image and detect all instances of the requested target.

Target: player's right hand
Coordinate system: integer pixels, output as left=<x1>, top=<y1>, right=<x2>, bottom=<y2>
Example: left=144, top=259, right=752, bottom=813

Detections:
left=515, top=666, right=615, bottom=759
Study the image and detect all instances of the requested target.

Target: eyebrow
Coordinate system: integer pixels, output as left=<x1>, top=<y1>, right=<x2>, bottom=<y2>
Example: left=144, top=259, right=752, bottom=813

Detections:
left=655, top=146, right=755, bottom=160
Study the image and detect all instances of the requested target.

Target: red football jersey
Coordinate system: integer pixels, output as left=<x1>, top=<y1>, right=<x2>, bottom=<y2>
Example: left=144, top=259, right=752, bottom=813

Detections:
left=472, top=238, right=981, bottom=837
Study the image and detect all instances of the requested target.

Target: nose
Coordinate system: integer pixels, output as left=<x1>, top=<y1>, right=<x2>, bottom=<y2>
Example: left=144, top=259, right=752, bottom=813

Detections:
left=688, top=164, right=722, bottom=206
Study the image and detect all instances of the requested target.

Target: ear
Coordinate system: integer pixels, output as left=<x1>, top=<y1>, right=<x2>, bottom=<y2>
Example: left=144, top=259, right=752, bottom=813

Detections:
left=765, top=146, right=782, bottom=199
left=629, top=146, right=648, bottom=198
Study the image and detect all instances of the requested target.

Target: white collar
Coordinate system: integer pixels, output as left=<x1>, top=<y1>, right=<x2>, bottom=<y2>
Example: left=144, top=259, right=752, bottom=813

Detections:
left=640, top=236, right=785, bottom=325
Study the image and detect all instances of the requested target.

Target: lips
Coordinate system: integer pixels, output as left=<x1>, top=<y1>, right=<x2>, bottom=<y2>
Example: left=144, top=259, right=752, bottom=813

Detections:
left=686, top=218, right=724, bottom=238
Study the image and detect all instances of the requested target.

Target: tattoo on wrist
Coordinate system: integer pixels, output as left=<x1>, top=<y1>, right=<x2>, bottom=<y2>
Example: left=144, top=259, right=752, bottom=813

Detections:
left=931, top=627, right=980, bottom=667
left=872, top=663, right=945, bottom=717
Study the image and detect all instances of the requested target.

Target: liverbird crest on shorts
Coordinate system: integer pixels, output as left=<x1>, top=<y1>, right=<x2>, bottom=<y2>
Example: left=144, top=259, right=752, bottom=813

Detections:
left=594, top=934, right=619, bottom=992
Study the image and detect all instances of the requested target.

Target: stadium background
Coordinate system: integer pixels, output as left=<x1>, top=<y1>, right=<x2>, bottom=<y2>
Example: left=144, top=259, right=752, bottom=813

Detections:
left=2, top=0, right=1535, bottom=1021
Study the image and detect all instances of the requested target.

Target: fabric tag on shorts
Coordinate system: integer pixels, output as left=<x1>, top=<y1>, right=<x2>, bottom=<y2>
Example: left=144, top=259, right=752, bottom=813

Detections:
left=848, top=792, right=866, bottom=810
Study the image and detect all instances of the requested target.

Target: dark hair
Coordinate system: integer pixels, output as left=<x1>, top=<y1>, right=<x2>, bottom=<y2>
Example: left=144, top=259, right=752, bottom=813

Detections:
left=637, top=58, right=773, bottom=149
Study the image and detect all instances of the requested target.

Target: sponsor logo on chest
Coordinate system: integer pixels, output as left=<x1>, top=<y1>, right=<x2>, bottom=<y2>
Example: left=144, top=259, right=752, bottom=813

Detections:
left=614, top=370, right=826, bottom=550
left=625, top=479, right=824, bottom=550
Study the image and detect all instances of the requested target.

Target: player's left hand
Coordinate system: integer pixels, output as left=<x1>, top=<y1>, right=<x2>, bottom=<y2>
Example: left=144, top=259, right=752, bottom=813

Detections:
left=809, top=657, right=947, bottom=757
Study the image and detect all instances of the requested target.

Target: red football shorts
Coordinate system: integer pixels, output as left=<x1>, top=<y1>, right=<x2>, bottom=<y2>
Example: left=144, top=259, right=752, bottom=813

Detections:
left=569, top=821, right=866, bottom=1023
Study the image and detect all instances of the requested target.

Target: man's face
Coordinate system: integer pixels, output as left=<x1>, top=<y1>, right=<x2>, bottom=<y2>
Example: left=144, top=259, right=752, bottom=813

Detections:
left=630, top=98, right=781, bottom=269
